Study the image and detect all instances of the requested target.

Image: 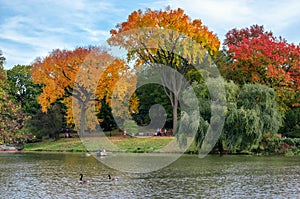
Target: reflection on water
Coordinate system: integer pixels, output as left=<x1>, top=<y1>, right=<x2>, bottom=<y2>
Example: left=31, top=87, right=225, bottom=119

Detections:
left=0, top=153, right=299, bottom=198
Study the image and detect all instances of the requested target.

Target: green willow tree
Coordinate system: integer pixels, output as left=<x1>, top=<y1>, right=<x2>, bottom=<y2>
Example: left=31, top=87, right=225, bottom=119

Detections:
left=186, top=78, right=228, bottom=153
left=188, top=79, right=282, bottom=153
left=225, top=83, right=282, bottom=152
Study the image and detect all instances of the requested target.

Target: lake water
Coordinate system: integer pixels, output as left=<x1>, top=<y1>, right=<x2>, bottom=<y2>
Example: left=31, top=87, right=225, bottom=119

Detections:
left=0, top=152, right=299, bottom=198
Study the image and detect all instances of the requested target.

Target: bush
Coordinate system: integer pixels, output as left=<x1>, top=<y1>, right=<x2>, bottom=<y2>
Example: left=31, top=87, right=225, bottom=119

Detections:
left=280, top=107, right=300, bottom=138
left=282, top=138, right=295, bottom=146
left=284, top=150, right=295, bottom=157
left=258, top=137, right=300, bottom=155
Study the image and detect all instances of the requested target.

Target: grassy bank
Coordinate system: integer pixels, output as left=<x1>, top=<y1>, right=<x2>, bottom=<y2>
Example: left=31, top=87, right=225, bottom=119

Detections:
left=24, top=138, right=86, bottom=152
left=24, top=136, right=175, bottom=153
left=24, top=136, right=300, bottom=155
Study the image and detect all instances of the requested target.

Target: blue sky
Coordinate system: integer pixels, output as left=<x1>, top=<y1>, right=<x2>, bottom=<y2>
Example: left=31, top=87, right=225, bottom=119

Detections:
left=1, top=0, right=300, bottom=69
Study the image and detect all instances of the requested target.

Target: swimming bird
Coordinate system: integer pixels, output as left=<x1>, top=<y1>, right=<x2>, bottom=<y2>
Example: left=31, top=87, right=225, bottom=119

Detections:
left=79, top=174, right=89, bottom=184
left=108, top=174, right=118, bottom=181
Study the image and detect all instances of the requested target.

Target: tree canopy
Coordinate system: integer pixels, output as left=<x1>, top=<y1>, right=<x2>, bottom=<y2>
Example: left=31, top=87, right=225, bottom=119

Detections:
left=222, top=25, right=300, bottom=111
left=31, top=46, right=138, bottom=136
left=7, top=65, right=42, bottom=115
left=225, top=83, right=282, bottom=152
left=108, top=7, right=220, bottom=132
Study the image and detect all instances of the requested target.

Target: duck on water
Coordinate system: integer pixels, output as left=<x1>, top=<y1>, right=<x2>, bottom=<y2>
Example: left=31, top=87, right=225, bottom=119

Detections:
left=108, top=174, right=118, bottom=181
left=79, top=173, right=118, bottom=184
left=79, top=174, right=89, bottom=184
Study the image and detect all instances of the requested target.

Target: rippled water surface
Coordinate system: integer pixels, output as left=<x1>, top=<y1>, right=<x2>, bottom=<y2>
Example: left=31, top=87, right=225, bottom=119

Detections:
left=0, top=153, right=299, bottom=198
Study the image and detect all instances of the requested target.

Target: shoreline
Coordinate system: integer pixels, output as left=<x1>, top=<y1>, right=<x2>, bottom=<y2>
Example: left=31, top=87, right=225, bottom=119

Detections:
left=4, top=150, right=299, bottom=157
left=6, top=136, right=297, bottom=156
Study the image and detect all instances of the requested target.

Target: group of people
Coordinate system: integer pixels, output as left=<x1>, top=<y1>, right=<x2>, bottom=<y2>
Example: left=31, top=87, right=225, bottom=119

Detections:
left=154, top=128, right=173, bottom=136
left=61, top=128, right=71, bottom=138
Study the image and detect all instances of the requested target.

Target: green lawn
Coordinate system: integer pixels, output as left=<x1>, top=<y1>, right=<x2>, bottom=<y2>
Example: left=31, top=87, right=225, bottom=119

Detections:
left=114, top=136, right=175, bottom=152
left=24, top=136, right=175, bottom=153
left=24, top=138, right=87, bottom=152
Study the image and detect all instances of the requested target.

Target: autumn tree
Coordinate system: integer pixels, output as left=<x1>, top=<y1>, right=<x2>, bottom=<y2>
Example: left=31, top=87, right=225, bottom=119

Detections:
left=108, top=7, right=220, bottom=132
left=0, top=51, right=27, bottom=144
left=222, top=25, right=300, bottom=111
left=31, top=47, right=137, bottom=137
left=108, top=70, right=139, bottom=130
left=0, top=50, right=5, bottom=70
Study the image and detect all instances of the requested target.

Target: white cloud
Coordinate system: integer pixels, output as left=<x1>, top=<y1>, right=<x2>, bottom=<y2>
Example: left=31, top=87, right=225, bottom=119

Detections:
left=1, top=0, right=300, bottom=69
left=258, top=0, right=300, bottom=31
left=1, top=46, right=34, bottom=67
left=166, top=0, right=300, bottom=42
left=0, top=16, right=67, bottom=48
left=0, top=0, right=123, bottom=68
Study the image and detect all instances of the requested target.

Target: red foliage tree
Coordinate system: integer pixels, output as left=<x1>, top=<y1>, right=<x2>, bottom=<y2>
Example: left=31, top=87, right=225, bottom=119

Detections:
left=222, top=25, right=300, bottom=110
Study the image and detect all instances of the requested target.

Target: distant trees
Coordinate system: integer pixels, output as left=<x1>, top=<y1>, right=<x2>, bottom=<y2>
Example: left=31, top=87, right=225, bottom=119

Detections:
left=108, top=14, right=299, bottom=150
left=5, top=63, right=68, bottom=140
left=27, top=103, right=65, bottom=139
left=7, top=65, right=42, bottom=115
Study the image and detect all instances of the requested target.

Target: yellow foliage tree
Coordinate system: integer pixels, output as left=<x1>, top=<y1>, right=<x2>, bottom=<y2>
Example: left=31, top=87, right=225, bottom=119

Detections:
left=31, top=47, right=138, bottom=136
left=108, top=7, right=220, bottom=131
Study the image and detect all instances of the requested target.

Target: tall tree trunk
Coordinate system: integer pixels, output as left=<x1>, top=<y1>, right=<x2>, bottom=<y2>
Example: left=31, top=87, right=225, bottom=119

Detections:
left=217, top=139, right=224, bottom=156
left=173, top=94, right=178, bottom=134
left=79, top=103, right=86, bottom=138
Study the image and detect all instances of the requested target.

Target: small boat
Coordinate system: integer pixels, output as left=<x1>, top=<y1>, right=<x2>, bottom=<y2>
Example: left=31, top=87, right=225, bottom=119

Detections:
left=0, top=145, right=19, bottom=152
left=96, top=148, right=107, bottom=156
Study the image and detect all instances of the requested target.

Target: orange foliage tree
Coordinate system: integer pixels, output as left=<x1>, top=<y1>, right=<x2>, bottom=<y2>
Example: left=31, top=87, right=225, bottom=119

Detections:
left=108, top=7, right=220, bottom=132
left=31, top=47, right=138, bottom=136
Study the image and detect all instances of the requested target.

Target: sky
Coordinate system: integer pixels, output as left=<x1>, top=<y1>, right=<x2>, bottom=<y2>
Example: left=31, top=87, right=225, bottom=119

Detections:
left=1, top=0, right=300, bottom=69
